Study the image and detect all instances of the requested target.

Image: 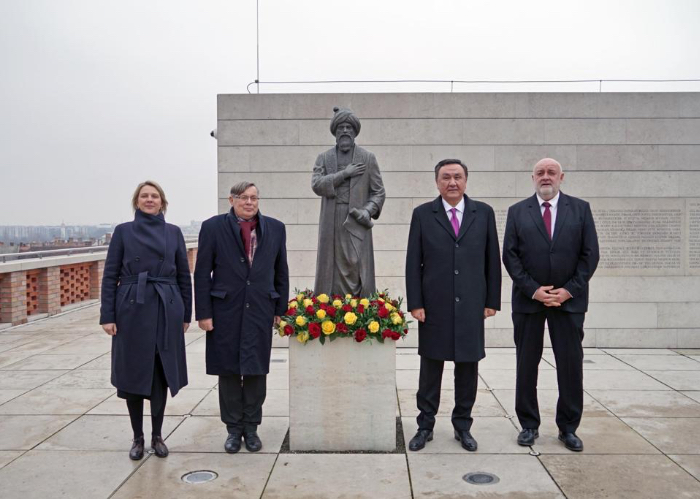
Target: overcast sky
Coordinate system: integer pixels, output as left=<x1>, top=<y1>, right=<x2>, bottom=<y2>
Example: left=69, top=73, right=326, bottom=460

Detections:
left=1, top=0, right=698, bottom=226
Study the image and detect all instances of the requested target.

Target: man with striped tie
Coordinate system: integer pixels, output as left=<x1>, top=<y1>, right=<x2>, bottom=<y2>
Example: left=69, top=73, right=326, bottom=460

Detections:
left=405, top=159, right=501, bottom=452
left=503, top=158, right=599, bottom=452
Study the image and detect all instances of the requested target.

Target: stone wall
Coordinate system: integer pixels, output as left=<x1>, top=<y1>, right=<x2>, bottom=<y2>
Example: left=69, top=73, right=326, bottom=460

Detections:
left=217, top=93, right=700, bottom=348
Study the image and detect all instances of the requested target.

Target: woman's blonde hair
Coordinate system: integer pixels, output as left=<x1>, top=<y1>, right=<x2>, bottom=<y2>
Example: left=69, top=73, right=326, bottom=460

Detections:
left=132, top=180, right=168, bottom=214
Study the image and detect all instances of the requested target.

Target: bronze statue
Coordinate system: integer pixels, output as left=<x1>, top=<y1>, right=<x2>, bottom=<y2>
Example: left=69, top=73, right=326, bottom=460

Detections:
left=312, top=107, right=386, bottom=297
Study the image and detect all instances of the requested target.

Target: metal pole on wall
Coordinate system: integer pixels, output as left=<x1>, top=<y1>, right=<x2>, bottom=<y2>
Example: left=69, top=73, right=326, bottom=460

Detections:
left=256, top=0, right=260, bottom=94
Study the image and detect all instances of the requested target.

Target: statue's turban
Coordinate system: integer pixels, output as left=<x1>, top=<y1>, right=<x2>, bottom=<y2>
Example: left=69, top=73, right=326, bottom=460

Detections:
left=329, top=107, right=361, bottom=137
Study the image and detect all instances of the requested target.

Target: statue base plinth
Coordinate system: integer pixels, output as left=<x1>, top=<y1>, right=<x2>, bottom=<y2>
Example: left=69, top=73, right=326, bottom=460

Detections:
left=289, top=337, right=397, bottom=451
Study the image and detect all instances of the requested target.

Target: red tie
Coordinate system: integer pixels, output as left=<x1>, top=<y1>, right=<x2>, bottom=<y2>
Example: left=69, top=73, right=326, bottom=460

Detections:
left=542, top=202, right=552, bottom=239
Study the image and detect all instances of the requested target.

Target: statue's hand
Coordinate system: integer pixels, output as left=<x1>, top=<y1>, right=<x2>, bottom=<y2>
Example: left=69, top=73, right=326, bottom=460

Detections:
left=343, top=162, right=366, bottom=178
left=350, top=208, right=373, bottom=228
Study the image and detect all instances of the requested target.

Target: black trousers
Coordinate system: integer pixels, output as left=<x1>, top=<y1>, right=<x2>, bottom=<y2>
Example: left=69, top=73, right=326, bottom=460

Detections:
left=218, top=374, right=267, bottom=433
left=120, top=353, right=168, bottom=439
left=416, top=356, right=478, bottom=432
left=514, top=309, right=585, bottom=433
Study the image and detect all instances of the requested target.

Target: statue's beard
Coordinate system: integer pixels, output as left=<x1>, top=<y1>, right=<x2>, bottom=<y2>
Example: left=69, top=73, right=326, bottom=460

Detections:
left=337, top=135, right=354, bottom=153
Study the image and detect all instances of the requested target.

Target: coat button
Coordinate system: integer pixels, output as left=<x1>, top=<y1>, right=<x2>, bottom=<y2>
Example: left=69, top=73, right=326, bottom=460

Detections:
left=454, top=270, right=459, bottom=275
left=240, top=257, right=245, bottom=263
left=455, top=243, right=459, bottom=248
left=159, top=257, right=164, bottom=262
left=135, top=257, right=140, bottom=262
left=246, top=303, right=250, bottom=308
left=455, top=297, right=460, bottom=302
left=129, top=299, right=135, bottom=304
left=246, top=280, right=251, bottom=285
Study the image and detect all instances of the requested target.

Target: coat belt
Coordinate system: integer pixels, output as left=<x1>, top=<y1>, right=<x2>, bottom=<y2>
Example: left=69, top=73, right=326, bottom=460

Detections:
left=119, top=272, right=178, bottom=350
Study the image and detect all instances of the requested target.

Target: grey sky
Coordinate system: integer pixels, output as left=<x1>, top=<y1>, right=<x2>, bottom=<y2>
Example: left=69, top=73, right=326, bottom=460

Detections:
left=1, top=0, right=698, bottom=226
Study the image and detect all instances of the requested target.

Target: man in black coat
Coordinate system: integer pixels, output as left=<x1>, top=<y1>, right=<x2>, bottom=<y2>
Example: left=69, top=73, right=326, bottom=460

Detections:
left=405, top=159, right=501, bottom=452
left=194, top=181, right=289, bottom=453
left=503, top=158, right=599, bottom=452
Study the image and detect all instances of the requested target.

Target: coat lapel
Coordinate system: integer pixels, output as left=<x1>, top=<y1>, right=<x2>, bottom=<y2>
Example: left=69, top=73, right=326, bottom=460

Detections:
left=456, top=196, right=476, bottom=242
left=551, top=193, right=570, bottom=248
left=432, top=197, right=456, bottom=240
left=527, top=194, right=551, bottom=244
left=225, top=211, right=246, bottom=264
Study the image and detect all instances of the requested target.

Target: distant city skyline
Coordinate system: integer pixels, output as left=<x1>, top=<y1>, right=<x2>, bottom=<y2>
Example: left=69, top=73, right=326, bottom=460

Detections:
left=2, top=0, right=699, bottom=225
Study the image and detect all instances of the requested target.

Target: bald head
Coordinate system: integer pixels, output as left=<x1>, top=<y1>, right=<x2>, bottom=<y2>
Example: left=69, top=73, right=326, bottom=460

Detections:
left=532, top=158, right=564, bottom=201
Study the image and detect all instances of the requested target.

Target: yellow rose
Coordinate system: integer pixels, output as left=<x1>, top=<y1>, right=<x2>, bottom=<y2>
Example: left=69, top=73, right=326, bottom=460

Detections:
left=360, top=298, right=370, bottom=307
left=385, top=302, right=394, bottom=312
left=316, top=309, right=327, bottom=319
left=278, top=320, right=288, bottom=330
left=344, top=312, right=358, bottom=325
left=289, top=301, right=298, bottom=308
left=345, top=293, right=352, bottom=299
left=296, top=331, right=309, bottom=344
left=295, top=315, right=307, bottom=327
left=368, top=320, right=379, bottom=333
left=378, top=297, right=385, bottom=304
left=296, top=293, right=304, bottom=302
left=332, top=299, right=343, bottom=308
left=321, top=320, right=336, bottom=335
left=391, top=313, right=403, bottom=325
left=303, top=298, right=313, bottom=307
left=317, top=293, right=330, bottom=304
left=350, top=299, right=358, bottom=308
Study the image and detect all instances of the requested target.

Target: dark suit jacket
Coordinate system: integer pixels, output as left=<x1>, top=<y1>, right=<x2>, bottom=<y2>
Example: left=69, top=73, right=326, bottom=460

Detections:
left=194, top=209, right=289, bottom=375
left=502, top=192, right=599, bottom=314
left=405, top=195, right=501, bottom=362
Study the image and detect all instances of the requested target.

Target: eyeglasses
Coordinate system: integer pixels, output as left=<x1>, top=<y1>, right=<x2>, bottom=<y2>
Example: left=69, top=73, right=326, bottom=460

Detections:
left=234, top=195, right=260, bottom=202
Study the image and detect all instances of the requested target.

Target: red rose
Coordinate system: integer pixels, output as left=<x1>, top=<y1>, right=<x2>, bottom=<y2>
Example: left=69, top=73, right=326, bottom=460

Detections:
left=283, top=324, right=294, bottom=336
left=319, top=303, right=328, bottom=311
left=332, top=294, right=342, bottom=300
left=357, top=304, right=365, bottom=314
left=336, top=323, right=348, bottom=333
left=392, top=331, right=401, bottom=340
left=382, top=329, right=393, bottom=339
left=312, top=297, right=318, bottom=303
left=308, top=322, right=321, bottom=339
left=305, top=305, right=315, bottom=314
left=403, top=328, right=408, bottom=335
left=378, top=307, right=389, bottom=318
left=354, top=328, right=367, bottom=342
left=326, top=306, right=337, bottom=317
left=285, top=308, right=297, bottom=316
left=342, top=304, right=353, bottom=312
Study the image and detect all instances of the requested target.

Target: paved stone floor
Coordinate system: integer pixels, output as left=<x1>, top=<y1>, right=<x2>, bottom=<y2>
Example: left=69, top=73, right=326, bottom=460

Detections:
left=1, top=305, right=700, bottom=498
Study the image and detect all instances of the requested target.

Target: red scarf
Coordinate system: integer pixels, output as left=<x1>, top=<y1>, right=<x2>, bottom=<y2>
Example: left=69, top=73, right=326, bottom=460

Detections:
left=238, top=217, right=258, bottom=266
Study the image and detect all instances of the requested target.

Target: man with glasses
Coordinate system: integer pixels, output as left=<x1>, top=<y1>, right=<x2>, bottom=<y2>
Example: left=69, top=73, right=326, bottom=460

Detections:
left=194, top=181, right=289, bottom=453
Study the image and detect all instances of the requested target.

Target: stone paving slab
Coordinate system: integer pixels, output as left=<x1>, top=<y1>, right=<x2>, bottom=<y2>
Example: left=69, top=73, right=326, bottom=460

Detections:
left=395, top=369, right=487, bottom=390
left=622, top=417, right=700, bottom=454
left=263, top=454, right=412, bottom=499
left=587, top=389, right=700, bottom=417
left=0, top=451, right=23, bottom=469
left=0, top=414, right=78, bottom=450
left=88, top=389, right=211, bottom=416
left=644, top=370, right=700, bottom=390
left=37, top=415, right=184, bottom=451
left=76, top=352, right=112, bottom=370
left=112, top=452, right=277, bottom=499
left=603, top=348, right=678, bottom=355
left=401, top=416, right=526, bottom=454
left=43, top=368, right=113, bottom=389
left=479, top=368, right=559, bottom=390
left=614, top=354, right=700, bottom=371
left=540, top=454, right=700, bottom=498
left=0, top=389, right=26, bottom=405
left=164, top=415, right=288, bottom=454
left=581, top=369, right=671, bottom=390
left=530, top=417, right=660, bottom=455
left=492, top=389, right=612, bottom=418
left=408, top=453, right=564, bottom=498
left=0, top=370, right=68, bottom=390
left=0, top=350, right=34, bottom=368
left=0, top=450, right=141, bottom=498
left=398, top=389, right=506, bottom=418
left=669, top=454, right=700, bottom=481
left=193, top=388, right=290, bottom=417
left=0, top=387, right=113, bottom=415
left=3, top=353, right=99, bottom=370
left=544, top=353, right=635, bottom=370
left=682, top=391, right=700, bottom=403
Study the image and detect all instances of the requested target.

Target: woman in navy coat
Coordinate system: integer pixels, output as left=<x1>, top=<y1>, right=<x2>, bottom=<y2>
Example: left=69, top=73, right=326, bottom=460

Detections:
left=100, top=180, right=192, bottom=460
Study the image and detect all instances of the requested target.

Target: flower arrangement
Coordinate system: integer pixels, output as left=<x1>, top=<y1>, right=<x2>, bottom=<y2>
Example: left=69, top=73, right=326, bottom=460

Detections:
left=277, top=290, right=409, bottom=345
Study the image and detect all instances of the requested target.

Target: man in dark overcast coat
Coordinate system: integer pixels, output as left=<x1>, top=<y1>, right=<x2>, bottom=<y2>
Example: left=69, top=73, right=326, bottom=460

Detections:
left=195, top=181, right=289, bottom=454
left=405, top=159, right=501, bottom=452
left=503, top=158, right=599, bottom=452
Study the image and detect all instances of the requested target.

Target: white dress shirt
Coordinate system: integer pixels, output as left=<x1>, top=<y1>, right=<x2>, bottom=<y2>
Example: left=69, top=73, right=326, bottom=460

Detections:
left=442, top=197, right=465, bottom=226
left=536, top=191, right=560, bottom=238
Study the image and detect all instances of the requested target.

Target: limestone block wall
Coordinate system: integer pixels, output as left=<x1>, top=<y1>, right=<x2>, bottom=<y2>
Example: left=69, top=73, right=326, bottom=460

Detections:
left=217, top=93, right=700, bottom=348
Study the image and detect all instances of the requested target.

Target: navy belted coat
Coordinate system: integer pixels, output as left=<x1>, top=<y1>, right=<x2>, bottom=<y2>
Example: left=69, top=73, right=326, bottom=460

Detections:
left=100, top=210, right=192, bottom=397
left=194, top=210, right=289, bottom=376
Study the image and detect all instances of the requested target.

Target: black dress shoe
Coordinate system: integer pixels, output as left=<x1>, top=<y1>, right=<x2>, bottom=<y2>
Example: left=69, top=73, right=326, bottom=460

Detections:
left=151, top=435, right=169, bottom=457
left=454, top=430, right=478, bottom=451
left=517, top=428, right=539, bottom=446
left=225, top=432, right=242, bottom=453
left=408, top=429, right=433, bottom=451
left=243, top=430, right=263, bottom=452
left=558, top=431, right=584, bottom=452
left=129, top=435, right=145, bottom=460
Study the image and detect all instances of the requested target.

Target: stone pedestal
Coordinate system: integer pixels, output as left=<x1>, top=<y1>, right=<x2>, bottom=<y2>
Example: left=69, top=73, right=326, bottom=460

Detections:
left=289, top=338, right=396, bottom=451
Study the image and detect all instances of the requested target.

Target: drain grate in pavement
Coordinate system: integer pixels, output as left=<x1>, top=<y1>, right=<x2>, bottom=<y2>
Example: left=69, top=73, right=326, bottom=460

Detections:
left=463, top=472, right=500, bottom=485
left=182, top=470, right=218, bottom=484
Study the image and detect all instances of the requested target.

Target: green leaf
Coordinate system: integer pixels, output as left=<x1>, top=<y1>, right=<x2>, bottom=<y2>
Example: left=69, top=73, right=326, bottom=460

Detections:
left=319, top=335, right=326, bottom=345
left=329, top=334, right=337, bottom=342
